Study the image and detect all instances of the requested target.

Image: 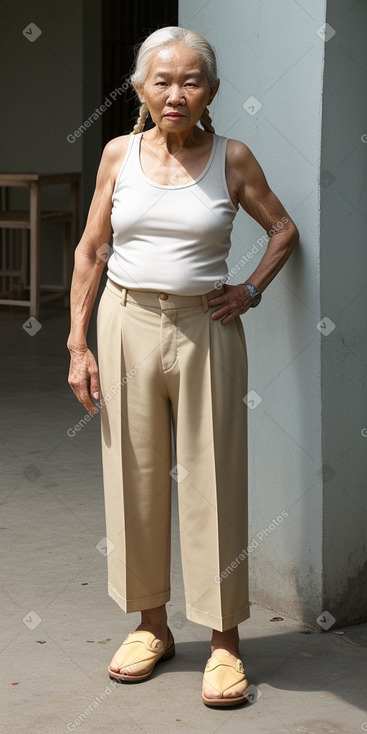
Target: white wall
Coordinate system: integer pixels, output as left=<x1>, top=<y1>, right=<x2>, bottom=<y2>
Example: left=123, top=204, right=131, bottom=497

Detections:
left=179, top=0, right=367, bottom=626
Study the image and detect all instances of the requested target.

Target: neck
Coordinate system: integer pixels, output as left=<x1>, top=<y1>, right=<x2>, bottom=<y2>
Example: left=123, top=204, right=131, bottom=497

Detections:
left=143, top=124, right=206, bottom=153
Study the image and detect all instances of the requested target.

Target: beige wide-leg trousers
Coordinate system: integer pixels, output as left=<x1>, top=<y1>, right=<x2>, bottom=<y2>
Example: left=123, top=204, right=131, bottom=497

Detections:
left=96, top=277, right=249, bottom=632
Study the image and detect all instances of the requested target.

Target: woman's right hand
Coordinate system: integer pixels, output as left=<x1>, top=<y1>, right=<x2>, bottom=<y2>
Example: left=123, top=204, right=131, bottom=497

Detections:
left=68, top=346, right=100, bottom=414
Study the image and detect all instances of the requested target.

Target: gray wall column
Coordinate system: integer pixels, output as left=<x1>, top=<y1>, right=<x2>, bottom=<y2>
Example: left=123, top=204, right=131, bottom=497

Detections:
left=320, top=0, right=367, bottom=625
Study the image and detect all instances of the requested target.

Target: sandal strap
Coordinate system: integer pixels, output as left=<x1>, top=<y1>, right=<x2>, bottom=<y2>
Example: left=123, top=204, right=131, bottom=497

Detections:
left=111, top=630, right=169, bottom=670
left=122, top=630, right=165, bottom=653
left=205, top=653, right=245, bottom=675
left=203, top=653, right=247, bottom=696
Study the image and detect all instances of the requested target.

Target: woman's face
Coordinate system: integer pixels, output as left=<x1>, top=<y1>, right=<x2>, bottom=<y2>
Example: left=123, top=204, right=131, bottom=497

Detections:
left=138, top=42, right=218, bottom=131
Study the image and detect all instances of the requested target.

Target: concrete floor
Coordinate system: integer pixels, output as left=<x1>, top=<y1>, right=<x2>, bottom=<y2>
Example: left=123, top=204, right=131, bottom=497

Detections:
left=1, top=300, right=367, bottom=734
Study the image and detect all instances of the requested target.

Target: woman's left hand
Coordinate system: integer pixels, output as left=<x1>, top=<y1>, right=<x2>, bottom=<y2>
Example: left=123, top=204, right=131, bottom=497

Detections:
left=207, top=283, right=253, bottom=325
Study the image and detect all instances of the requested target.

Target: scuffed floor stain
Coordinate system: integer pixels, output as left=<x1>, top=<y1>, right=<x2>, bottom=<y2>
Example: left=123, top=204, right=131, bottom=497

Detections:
left=295, top=721, right=350, bottom=733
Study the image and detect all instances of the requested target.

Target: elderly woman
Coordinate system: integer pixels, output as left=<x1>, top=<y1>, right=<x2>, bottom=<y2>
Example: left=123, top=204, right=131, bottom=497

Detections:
left=67, top=26, right=299, bottom=707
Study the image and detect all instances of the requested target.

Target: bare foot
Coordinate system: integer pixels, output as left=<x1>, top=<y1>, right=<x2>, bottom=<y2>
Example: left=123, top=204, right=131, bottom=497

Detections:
left=211, top=625, right=240, bottom=656
left=203, top=626, right=247, bottom=702
left=134, top=620, right=171, bottom=651
left=109, top=628, right=174, bottom=677
left=109, top=605, right=172, bottom=676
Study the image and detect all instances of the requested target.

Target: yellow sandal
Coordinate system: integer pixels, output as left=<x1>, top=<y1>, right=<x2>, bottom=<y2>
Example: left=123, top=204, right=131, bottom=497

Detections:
left=108, top=628, right=175, bottom=682
left=202, top=652, right=249, bottom=707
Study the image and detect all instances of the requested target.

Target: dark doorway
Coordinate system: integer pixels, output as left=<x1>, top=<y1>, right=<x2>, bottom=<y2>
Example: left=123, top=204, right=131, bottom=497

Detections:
left=102, top=0, right=178, bottom=145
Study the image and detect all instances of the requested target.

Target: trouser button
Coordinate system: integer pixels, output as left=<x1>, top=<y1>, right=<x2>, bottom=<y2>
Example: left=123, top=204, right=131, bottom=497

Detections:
left=158, top=292, right=168, bottom=300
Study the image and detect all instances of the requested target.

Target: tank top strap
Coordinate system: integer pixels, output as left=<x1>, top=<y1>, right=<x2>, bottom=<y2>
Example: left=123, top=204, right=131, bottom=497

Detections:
left=113, top=133, right=140, bottom=195
left=205, top=133, right=227, bottom=182
left=196, top=134, right=233, bottom=208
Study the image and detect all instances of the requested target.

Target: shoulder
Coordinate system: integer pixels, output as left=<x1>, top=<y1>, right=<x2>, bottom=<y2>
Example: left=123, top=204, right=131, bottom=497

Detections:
left=225, top=138, right=259, bottom=172
left=96, top=134, right=134, bottom=185
left=223, top=138, right=270, bottom=208
left=225, top=137, right=269, bottom=194
left=101, top=134, right=133, bottom=168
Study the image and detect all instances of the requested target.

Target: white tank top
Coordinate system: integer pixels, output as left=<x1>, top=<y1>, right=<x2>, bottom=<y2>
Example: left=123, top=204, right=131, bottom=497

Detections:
left=107, top=131, right=238, bottom=295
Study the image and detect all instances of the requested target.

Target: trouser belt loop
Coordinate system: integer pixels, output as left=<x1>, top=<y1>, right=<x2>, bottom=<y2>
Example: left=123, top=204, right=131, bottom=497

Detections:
left=121, top=287, right=127, bottom=307
left=201, top=294, right=209, bottom=313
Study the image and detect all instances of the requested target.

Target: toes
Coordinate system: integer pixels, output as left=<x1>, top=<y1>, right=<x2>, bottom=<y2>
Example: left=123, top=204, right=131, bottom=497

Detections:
left=109, top=661, right=121, bottom=674
left=109, top=661, right=134, bottom=675
left=202, top=682, right=221, bottom=699
left=223, top=683, right=248, bottom=700
left=109, top=658, right=130, bottom=674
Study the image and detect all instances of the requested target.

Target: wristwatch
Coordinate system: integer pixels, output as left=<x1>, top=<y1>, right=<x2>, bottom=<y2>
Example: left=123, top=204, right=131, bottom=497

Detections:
left=244, top=282, right=262, bottom=307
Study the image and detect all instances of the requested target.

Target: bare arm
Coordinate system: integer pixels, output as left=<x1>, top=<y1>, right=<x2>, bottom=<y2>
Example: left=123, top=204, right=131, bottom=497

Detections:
left=67, top=136, right=128, bottom=412
left=208, top=139, right=299, bottom=324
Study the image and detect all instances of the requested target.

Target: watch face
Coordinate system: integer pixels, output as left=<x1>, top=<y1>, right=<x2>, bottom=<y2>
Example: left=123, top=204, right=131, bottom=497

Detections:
left=245, top=283, right=261, bottom=306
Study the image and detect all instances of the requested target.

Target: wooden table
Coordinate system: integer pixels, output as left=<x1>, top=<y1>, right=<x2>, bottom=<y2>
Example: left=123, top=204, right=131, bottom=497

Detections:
left=0, top=172, right=80, bottom=318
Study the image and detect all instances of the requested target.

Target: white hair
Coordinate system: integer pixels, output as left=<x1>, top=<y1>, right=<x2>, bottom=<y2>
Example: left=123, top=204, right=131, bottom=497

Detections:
left=130, top=26, right=218, bottom=134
